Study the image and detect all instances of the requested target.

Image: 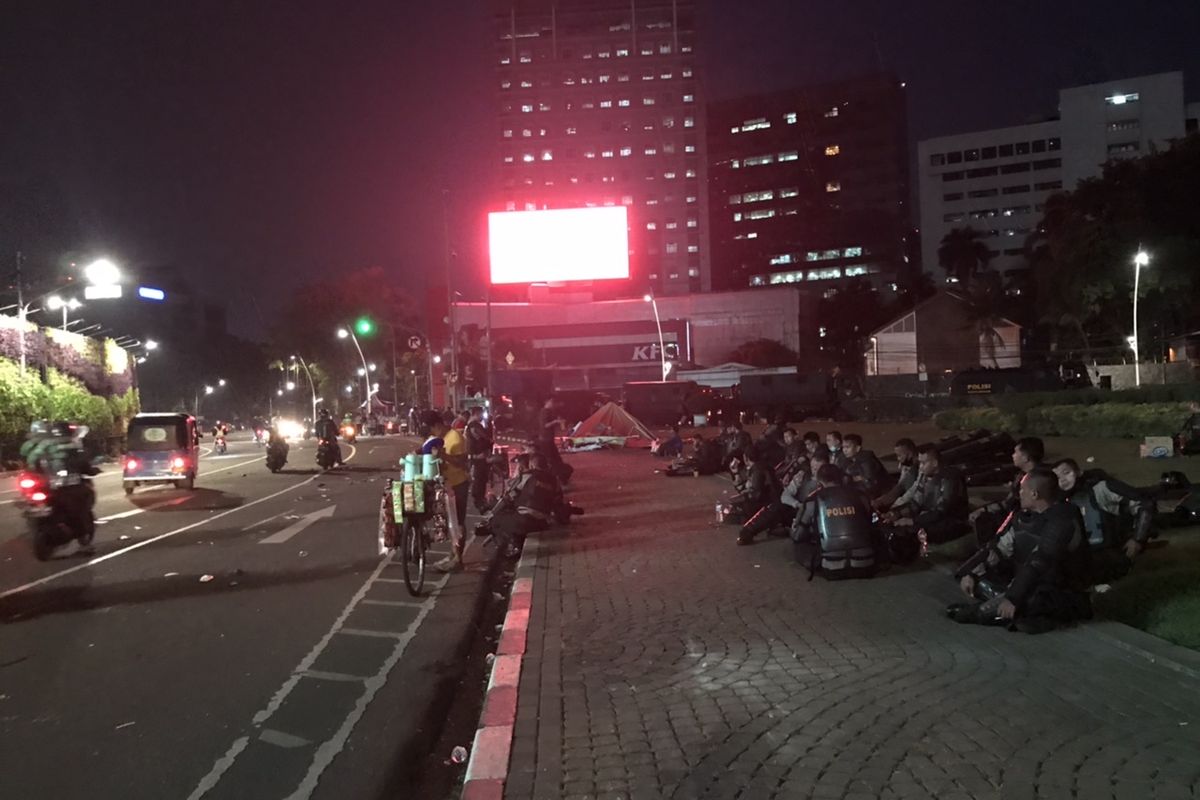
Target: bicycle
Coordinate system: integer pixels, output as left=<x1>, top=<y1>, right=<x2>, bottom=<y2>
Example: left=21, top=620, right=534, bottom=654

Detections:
left=379, top=475, right=449, bottom=596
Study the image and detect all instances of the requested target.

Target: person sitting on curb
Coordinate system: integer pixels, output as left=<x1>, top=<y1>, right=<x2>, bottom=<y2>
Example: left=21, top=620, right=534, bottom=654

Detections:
left=970, top=437, right=1044, bottom=546
left=1053, top=458, right=1154, bottom=581
left=784, top=446, right=832, bottom=545
left=949, top=468, right=1093, bottom=633
left=841, top=433, right=887, bottom=499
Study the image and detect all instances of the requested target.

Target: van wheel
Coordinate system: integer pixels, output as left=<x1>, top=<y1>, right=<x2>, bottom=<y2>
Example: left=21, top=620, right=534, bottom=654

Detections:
left=177, top=475, right=195, bottom=491
left=124, top=485, right=134, bottom=496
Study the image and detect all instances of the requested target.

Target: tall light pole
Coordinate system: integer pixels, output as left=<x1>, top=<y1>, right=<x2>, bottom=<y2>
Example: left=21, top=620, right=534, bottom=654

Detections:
left=195, top=379, right=227, bottom=418
left=441, top=189, right=458, bottom=410
left=291, top=355, right=319, bottom=422
left=46, top=295, right=83, bottom=330
left=337, top=326, right=373, bottom=413
left=643, top=293, right=669, bottom=381
left=1132, top=249, right=1150, bottom=387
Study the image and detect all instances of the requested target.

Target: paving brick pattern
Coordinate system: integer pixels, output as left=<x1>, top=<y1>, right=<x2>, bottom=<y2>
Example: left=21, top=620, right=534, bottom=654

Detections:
left=505, top=450, right=1200, bottom=800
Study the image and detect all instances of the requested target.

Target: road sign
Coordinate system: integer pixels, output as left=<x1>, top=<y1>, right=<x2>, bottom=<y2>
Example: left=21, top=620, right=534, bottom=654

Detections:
left=505, top=351, right=515, bottom=366
left=408, top=335, right=422, bottom=350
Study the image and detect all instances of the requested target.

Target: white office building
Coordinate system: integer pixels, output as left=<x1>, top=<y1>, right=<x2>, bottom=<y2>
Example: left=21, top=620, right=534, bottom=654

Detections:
left=919, top=71, right=1200, bottom=278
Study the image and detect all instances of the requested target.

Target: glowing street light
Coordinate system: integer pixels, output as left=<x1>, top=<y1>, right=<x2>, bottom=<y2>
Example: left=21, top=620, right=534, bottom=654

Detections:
left=1132, top=249, right=1151, bottom=387
left=145, top=339, right=159, bottom=351
left=218, top=378, right=227, bottom=387
left=337, top=324, right=373, bottom=409
left=45, top=295, right=83, bottom=329
left=84, top=258, right=121, bottom=287
left=286, top=381, right=296, bottom=391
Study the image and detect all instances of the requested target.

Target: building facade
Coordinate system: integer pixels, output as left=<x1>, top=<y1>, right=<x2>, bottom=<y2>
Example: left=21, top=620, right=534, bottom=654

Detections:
left=919, top=71, right=1200, bottom=278
left=489, top=0, right=711, bottom=296
left=707, top=74, right=910, bottom=294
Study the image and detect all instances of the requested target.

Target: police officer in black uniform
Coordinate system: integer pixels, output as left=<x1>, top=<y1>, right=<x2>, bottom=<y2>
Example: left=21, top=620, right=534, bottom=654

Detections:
left=465, top=406, right=494, bottom=514
left=950, top=468, right=1092, bottom=633
left=796, top=463, right=880, bottom=577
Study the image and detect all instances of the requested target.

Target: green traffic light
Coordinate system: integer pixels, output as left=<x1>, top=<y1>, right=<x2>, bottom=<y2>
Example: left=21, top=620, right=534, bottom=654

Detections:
left=354, top=317, right=375, bottom=336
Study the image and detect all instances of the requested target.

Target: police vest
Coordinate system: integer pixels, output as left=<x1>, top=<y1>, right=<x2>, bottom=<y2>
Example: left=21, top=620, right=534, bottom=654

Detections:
left=814, top=485, right=877, bottom=574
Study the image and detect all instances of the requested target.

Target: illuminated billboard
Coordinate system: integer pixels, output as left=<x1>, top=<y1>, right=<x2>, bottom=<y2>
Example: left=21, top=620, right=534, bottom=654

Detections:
left=488, top=206, right=630, bottom=285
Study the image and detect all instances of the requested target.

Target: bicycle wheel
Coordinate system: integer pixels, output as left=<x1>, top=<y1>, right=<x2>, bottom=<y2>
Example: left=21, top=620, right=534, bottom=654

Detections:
left=401, top=517, right=426, bottom=596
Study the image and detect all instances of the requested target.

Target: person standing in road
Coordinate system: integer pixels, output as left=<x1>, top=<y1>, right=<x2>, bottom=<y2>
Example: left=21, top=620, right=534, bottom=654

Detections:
left=425, top=410, right=470, bottom=572
left=465, top=406, right=494, bottom=514
left=537, top=397, right=571, bottom=484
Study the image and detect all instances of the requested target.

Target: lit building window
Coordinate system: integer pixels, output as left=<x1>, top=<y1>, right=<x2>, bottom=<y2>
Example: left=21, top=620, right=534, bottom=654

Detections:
left=505, top=201, right=516, bottom=211
left=844, top=246, right=863, bottom=257
left=770, top=254, right=794, bottom=265
left=620, top=146, right=632, bottom=157
left=687, top=218, right=698, bottom=228
left=520, top=80, right=533, bottom=88
left=743, top=190, right=774, bottom=203
left=746, top=209, right=776, bottom=220
left=566, top=126, right=577, bottom=135
left=541, top=150, right=553, bottom=161
left=665, top=219, right=678, bottom=229
left=646, top=221, right=658, bottom=230
left=1105, top=92, right=1140, bottom=106
left=521, top=104, right=534, bottom=113
left=780, top=187, right=799, bottom=198
left=683, top=118, right=695, bottom=128
left=688, top=268, right=700, bottom=277
left=668, top=272, right=680, bottom=280
left=618, top=73, right=630, bottom=82
left=785, top=112, right=798, bottom=124
left=683, top=94, right=694, bottom=103
left=744, top=154, right=775, bottom=167
left=621, top=195, right=633, bottom=205
left=824, top=106, right=839, bottom=118
left=661, top=71, right=674, bottom=80
left=684, top=144, right=695, bottom=153
left=521, top=128, right=532, bottom=137
left=501, top=80, right=512, bottom=90
left=664, top=171, right=677, bottom=179
left=616, top=48, right=630, bottom=57
left=503, top=155, right=515, bottom=164
left=502, top=129, right=513, bottom=138
left=682, top=68, right=693, bottom=78
left=739, top=118, right=770, bottom=132
left=522, top=153, right=535, bottom=163
left=618, top=98, right=631, bottom=107
left=599, top=74, right=611, bottom=83
left=778, top=151, right=799, bottom=161
left=685, top=169, right=696, bottom=178
left=600, top=100, right=613, bottom=108
left=686, top=196, right=698, bottom=204
left=643, top=97, right=656, bottom=106
left=687, top=244, right=699, bottom=253
left=733, top=212, right=743, bottom=222
left=644, top=146, right=658, bottom=156
left=659, top=44, right=672, bottom=54
left=539, top=102, right=551, bottom=111
left=585, top=150, right=596, bottom=159
left=825, top=145, right=840, bottom=156
left=665, top=243, right=678, bottom=254
left=826, top=181, right=841, bottom=192
left=602, top=149, right=614, bottom=158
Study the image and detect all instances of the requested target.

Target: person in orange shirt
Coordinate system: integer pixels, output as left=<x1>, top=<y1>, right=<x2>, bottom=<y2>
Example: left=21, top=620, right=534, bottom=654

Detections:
left=425, top=410, right=470, bottom=572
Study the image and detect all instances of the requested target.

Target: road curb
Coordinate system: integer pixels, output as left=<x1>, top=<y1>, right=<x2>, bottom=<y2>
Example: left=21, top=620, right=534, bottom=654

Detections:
left=461, top=536, right=540, bottom=799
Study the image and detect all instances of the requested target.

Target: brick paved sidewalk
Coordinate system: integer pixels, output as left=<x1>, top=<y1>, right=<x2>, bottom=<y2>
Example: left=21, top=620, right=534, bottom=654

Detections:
left=503, top=449, right=1200, bottom=800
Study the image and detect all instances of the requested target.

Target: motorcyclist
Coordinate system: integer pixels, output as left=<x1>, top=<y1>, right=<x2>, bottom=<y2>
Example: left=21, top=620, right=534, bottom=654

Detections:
left=267, top=421, right=290, bottom=458
left=28, top=420, right=99, bottom=553
left=314, top=409, right=344, bottom=466
left=20, top=419, right=52, bottom=469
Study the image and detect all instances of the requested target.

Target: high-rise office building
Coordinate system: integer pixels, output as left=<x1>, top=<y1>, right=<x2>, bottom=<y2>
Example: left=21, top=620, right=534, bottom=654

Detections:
left=707, top=75, right=910, bottom=294
left=918, top=71, right=1200, bottom=279
left=488, top=0, right=710, bottom=295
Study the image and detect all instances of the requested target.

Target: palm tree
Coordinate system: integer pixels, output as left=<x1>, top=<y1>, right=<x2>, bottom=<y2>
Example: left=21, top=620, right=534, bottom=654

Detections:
left=937, top=227, right=994, bottom=288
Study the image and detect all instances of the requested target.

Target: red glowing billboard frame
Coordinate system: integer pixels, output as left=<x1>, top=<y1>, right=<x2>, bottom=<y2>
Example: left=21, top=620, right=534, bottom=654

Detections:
left=488, top=206, right=630, bottom=285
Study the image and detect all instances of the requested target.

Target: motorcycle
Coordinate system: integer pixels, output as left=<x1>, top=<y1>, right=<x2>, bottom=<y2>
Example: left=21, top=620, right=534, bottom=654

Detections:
left=253, top=428, right=265, bottom=445
left=17, top=470, right=96, bottom=561
left=215, top=435, right=228, bottom=455
left=316, top=438, right=338, bottom=470
left=341, top=423, right=358, bottom=444
left=266, top=440, right=289, bottom=473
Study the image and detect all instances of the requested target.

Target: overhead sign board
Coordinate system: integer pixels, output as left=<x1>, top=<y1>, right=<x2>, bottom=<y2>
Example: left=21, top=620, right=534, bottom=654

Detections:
left=488, top=206, right=630, bottom=285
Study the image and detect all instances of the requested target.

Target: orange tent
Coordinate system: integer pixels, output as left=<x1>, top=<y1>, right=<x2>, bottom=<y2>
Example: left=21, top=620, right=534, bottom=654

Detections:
left=567, top=402, right=655, bottom=448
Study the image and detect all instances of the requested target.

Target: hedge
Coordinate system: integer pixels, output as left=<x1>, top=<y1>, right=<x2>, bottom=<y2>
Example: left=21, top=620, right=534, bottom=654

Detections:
left=935, top=402, right=1193, bottom=438
left=991, top=383, right=1200, bottom=416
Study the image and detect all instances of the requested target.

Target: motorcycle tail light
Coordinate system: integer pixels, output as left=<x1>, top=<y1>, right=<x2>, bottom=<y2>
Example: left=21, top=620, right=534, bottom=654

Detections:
left=172, top=457, right=187, bottom=469
left=125, top=458, right=140, bottom=471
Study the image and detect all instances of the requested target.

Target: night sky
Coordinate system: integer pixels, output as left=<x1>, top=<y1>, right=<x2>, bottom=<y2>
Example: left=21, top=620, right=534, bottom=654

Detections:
left=2, top=0, right=1197, bottom=337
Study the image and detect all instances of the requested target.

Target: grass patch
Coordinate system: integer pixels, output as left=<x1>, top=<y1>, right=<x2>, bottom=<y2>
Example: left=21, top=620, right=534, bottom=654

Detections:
left=1091, top=530, right=1200, bottom=651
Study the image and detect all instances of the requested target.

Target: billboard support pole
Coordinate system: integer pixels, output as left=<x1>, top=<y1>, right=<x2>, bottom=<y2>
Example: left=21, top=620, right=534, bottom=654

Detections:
left=485, top=282, right=493, bottom=407
left=442, top=189, right=457, bottom=411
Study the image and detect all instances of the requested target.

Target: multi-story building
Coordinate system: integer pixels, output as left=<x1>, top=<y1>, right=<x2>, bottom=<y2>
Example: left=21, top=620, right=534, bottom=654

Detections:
left=707, top=74, right=910, bottom=294
left=919, top=71, right=1200, bottom=278
left=488, top=0, right=710, bottom=296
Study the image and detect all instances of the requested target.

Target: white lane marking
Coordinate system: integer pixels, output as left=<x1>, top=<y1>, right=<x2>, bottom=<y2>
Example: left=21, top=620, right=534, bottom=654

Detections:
left=258, top=506, right=338, bottom=545
left=0, top=444, right=358, bottom=601
left=301, top=670, right=366, bottom=683
left=241, top=512, right=285, bottom=532
left=187, top=561, right=449, bottom=798
left=260, top=729, right=311, bottom=749
left=338, top=628, right=404, bottom=639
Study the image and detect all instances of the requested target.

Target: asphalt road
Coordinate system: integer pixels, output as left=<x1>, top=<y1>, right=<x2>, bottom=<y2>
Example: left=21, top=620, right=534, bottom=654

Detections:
left=0, top=432, right=495, bottom=799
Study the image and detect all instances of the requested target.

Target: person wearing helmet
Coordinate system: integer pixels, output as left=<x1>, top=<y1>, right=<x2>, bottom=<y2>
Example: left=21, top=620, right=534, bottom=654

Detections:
left=314, top=409, right=343, bottom=465
left=20, top=419, right=52, bottom=469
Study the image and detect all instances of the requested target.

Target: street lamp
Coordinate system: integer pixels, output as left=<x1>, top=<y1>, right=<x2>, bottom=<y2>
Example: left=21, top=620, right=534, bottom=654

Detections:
left=195, top=379, right=227, bottom=417
left=291, top=355, right=320, bottom=424
left=45, top=295, right=83, bottom=330
left=84, top=258, right=121, bottom=287
left=642, top=293, right=669, bottom=381
left=145, top=339, right=159, bottom=351
left=1132, top=249, right=1151, bottom=387
left=336, top=325, right=373, bottom=412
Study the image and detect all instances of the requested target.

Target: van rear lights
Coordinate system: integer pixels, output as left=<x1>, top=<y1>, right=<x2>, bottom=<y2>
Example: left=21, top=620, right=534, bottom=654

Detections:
left=125, top=458, right=140, bottom=471
left=30, top=491, right=48, bottom=503
left=18, top=476, right=38, bottom=490
left=172, top=457, right=187, bottom=470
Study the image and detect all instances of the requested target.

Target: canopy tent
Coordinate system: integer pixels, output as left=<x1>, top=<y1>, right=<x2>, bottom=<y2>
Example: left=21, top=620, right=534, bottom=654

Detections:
left=565, top=402, right=655, bottom=449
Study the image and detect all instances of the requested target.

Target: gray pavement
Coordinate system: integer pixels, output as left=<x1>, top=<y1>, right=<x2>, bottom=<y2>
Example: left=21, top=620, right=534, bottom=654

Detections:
left=0, top=434, right=494, bottom=799
left=506, top=449, right=1200, bottom=800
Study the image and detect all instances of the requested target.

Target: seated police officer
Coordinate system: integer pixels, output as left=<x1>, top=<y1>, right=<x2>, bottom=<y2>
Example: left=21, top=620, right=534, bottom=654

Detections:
left=841, top=433, right=887, bottom=499
left=784, top=446, right=831, bottom=544
left=883, top=444, right=970, bottom=547
left=873, top=438, right=918, bottom=512
left=476, top=452, right=575, bottom=556
left=793, top=464, right=878, bottom=577
left=969, top=436, right=1044, bottom=545
left=730, top=443, right=781, bottom=536
left=949, top=468, right=1092, bottom=633
left=1053, top=458, right=1153, bottom=582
